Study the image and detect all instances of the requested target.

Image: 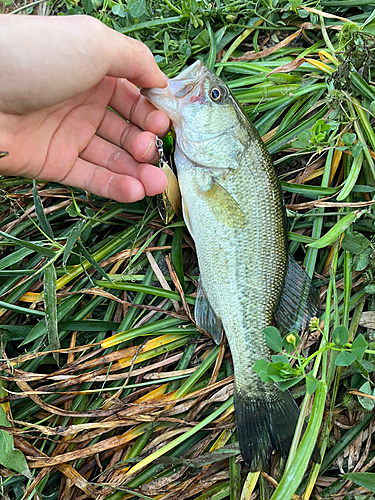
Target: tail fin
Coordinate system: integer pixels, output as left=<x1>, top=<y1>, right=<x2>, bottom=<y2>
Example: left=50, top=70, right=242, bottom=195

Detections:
left=235, top=388, right=300, bottom=471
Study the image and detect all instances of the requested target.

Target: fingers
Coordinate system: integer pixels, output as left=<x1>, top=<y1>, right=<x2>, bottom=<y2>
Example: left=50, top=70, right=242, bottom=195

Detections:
left=0, top=15, right=110, bottom=113
left=104, top=31, right=168, bottom=89
left=58, top=156, right=166, bottom=203
left=78, top=135, right=168, bottom=198
left=106, top=79, right=170, bottom=135
left=0, top=15, right=167, bottom=114
left=96, top=107, right=168, bottom=163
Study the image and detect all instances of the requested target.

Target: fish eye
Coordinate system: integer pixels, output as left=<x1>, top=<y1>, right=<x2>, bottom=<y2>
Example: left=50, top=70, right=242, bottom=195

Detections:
left=210, top=87, right=224, bottom=102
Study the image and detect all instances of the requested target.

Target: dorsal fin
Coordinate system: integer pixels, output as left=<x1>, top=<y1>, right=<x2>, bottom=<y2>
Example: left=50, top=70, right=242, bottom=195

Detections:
left=275, top=254, right=320, bottom=333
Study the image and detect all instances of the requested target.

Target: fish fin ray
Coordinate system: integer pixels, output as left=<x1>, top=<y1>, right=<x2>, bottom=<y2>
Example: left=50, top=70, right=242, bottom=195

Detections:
left=235, top=388, right=300, bottom=471
left=275, top=254, right=320, bottom=333
left=202, top=180, right=247, bottom=228
left=182, top=197, right=194, bottom=239
left=195, top=277, right=223, bottom=344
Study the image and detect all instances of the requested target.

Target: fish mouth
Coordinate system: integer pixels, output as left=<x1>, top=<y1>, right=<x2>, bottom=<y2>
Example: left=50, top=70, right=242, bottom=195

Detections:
left=141, top=60, right=207, bottom=123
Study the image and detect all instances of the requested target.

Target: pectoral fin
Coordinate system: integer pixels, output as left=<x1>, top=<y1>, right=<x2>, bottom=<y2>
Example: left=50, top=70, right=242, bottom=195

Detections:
left=202, top=180, right=247, bottom=229
left=195, top=277, right=223, bottom=344
left=275, top=254, right=320, bottom=332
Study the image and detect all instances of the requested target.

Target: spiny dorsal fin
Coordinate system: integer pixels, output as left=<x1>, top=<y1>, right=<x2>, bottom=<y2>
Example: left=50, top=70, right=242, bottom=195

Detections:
left=275, top=254, right=320, bottom=333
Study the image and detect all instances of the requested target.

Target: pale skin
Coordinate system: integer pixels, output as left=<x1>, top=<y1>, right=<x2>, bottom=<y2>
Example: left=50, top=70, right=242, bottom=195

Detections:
left=0, top=14, right=171, bottom=202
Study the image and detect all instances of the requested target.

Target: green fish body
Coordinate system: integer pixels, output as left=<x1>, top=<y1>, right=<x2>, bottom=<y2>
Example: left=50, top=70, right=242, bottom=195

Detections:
left=142, top=61, right=319, bottom=470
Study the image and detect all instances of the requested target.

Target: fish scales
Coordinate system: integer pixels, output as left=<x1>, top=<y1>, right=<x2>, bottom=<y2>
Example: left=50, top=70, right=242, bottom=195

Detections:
left=142, top=60, right=319, bottom=470
left=178, top=139, right=287, bottom=393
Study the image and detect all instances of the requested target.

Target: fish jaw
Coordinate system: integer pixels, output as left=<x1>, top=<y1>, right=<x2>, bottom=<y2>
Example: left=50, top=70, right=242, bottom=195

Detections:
left=142, top=62, right=248, bottom=170
left=140, top=60, right=208, bottom=127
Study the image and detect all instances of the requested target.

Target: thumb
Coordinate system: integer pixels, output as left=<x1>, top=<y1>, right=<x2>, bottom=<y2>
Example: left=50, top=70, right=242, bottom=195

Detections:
left=104, top=30, right=168, bottom=89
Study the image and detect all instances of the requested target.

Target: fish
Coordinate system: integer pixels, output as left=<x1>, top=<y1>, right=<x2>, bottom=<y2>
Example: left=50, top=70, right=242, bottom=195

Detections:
left=141, top=61, right=319, bottom=471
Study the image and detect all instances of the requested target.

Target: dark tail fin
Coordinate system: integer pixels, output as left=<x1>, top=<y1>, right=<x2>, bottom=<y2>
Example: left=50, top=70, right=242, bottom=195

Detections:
left=235, top=388, right=300, bottom=471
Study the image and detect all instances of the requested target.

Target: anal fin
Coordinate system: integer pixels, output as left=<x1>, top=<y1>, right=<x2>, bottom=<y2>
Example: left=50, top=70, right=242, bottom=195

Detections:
left=195, top=277, right=223, bottom=344
left=275, top=254, right=320, bottom=333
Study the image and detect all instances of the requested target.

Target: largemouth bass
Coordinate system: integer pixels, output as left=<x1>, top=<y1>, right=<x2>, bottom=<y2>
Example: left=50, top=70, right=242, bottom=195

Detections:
left=142, top=61, right=319, bottom=470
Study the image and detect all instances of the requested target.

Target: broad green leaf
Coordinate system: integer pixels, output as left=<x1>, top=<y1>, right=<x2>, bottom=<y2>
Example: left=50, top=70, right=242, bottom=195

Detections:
left=353, top=247, right=372, bottom=271
left=335, top=350, right=356, bottom=367
left=351, top=334, right=368, bottom=360
left=292, top=129, right=311, bottom=149
left=44, top=263, right=60, bottom=364
left=342, top=132, right=356, bottom=145
left=130, top=0, right=145, bottom=18
left=341, top=231, right=370, bottom=255
left=278, top=376, right=303, bottom=391
left=253, top=359, right=273, bottom=383
left=332, top=325, right=349, bottom=347
left=343, top=472, right=375, bottom=492
left=66, top=203, right=78, bottom=217
left=267, top=362, right=297, bottom=382
left=360, top=360, right=375, bottom=373
left=350, top=142, right=364, bottom=159
left=33, top=181, right=54, bottom=240
left=263, top=326, right=282, bottom=353
left=0, top=407, right=31, bottom=478
left=112, top=4, right=126, bottom=16
left=271, top=354, right=289, bottom=363
left=82, top=0, right=92, bottom=14
left=357, top=381, right=375, bottom=411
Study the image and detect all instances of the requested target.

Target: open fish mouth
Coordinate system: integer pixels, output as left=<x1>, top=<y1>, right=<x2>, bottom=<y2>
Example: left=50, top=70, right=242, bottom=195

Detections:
left=140, top=60, right=207, bottom=123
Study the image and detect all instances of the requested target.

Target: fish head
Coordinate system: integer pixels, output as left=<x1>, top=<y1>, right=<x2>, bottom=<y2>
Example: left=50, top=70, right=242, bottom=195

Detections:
left=141, top=61, right=249, bottom=170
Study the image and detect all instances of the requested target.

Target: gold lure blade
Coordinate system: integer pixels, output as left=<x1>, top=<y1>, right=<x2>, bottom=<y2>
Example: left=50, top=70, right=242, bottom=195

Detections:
left=157, top=160, right=182, bottom=224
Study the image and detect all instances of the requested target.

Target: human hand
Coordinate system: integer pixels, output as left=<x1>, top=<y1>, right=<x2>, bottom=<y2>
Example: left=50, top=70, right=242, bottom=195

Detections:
left=0, top=14, right=170, bottom=202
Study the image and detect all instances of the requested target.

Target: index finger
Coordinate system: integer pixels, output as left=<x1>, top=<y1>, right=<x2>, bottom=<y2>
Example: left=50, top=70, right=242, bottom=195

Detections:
left=108, top=78, right=170, bottom=135
left=105, top=31, right=168, bottom=89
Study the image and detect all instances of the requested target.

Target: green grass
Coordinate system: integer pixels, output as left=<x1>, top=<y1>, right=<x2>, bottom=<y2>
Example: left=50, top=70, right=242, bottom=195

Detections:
left=1, top=1, right=375, bottom=500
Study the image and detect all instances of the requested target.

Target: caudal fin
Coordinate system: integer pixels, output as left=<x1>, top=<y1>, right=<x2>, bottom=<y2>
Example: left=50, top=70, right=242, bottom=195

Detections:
left=235, top=388, right=300, bottom=471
